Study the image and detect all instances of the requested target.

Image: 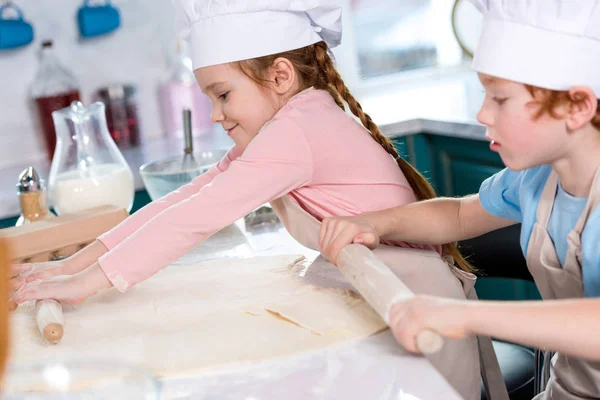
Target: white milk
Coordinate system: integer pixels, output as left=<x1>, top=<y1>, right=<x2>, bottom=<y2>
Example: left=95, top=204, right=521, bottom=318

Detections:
left=50, top=164, right=134, bottom=215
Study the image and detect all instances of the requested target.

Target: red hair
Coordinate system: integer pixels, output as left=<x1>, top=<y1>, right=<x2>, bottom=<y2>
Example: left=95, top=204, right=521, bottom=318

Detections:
left=525, top=85, right=600, bottom=130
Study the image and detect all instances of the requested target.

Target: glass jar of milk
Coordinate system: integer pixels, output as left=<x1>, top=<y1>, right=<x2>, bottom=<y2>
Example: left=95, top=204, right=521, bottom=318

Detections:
left=48, top=101, right=134, bottom=215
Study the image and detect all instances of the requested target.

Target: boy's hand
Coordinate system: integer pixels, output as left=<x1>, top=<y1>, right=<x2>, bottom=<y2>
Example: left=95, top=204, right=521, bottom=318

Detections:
left=319, top=215, right=380, bottom=265
left=389, top=295, right=471, bottom=353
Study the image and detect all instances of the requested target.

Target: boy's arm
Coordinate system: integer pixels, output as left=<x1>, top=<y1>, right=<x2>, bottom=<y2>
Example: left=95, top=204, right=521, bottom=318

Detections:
left=392, top=296, right=600, bottom=362
left=319, top=194, right=517, bottom=264
left=467, top=298, right=600, bottom=360
left=373, top=194, right=516, bottom=244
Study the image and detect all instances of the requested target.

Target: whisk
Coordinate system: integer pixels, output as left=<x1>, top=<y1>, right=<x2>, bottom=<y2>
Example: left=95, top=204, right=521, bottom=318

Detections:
left=139, top=108, right=226, bottom=201
left=181, top=109, right=198, bottom=171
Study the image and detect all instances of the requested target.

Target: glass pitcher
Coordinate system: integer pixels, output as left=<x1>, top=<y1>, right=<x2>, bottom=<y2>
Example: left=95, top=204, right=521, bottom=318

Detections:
left=48, top=101, right=134, bottom=215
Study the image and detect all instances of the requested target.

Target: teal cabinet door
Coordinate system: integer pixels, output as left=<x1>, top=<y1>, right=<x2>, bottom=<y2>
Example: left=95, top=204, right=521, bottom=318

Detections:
left=394, top=134, right=505, bottom=197
left=0, top=216, right=18, bottom=230
left=391, top=137, right=409, bottom=161
left=393, top=135, right=435, bottom=185
left=131, top=189, right=152, bottom=213
left=474, top=277, right=541, bottom=301
left=428, top=135, right=505, bottom=197
left=442, top=158, right=503, bottom=196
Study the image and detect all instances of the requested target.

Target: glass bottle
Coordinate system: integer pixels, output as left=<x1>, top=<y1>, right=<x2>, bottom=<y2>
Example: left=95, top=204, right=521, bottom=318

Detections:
left=158, top=40, right=213, bottom=139
left=96, top=84, right=141, bottom=149
left=30, top=40, right=81, bottom=162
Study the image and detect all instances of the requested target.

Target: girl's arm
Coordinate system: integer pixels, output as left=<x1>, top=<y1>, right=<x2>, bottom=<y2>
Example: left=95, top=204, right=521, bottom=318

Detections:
left=11, top=119, right=313, bottom=305
left=12, top=148, right=239, bottom=286
left=98, top=147, right=239, bottom=251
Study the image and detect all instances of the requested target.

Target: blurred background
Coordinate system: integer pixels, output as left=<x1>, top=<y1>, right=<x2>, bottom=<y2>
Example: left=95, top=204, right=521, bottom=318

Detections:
left=0, top=0, right=482, bottom=168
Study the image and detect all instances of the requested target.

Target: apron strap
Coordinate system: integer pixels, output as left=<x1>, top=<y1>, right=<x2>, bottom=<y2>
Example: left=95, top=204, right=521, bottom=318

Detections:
left=572, top=167, right=600, bottom=235
left=536, top=171, right=560, bottom=227
left=478, top=336, right=510, bottom=400
left=467, top=289, right=510, bottom=400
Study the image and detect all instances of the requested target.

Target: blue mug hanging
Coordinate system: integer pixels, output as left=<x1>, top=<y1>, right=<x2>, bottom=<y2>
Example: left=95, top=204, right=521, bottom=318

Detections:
left=0, top=2, right=34, bottom=50
left=77, top=0, right=120, bottom=38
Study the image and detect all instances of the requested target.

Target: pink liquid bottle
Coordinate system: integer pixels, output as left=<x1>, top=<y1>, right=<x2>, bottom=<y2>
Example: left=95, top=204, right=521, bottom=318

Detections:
left=158, top=40, right=213, bottom=139
left=30, top=41, right=82, bottom=162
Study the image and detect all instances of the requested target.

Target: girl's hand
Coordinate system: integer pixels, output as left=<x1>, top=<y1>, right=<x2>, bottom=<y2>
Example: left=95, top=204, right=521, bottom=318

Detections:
left=319, top=215, right=380, bottom=264
left=10, top=240, right=108, bottom=293
left=389, top=295, right=472, bottom=353
left=9, top=258, right=79, bottom=293
left=9, top=263, right=113, bottom=310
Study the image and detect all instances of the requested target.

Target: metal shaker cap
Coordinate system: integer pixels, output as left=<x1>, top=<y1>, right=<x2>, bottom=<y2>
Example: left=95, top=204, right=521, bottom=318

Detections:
left=17, top=166, right=45, bottom=193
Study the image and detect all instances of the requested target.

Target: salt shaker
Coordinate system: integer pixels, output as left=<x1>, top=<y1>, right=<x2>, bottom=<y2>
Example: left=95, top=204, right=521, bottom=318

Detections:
left=15, top=166, right=54, bottom=226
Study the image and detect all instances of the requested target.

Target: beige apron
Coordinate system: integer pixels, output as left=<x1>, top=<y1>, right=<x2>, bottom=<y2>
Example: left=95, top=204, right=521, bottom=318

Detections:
left=270, top=195, right=509, bottom=400
left=527, top=169, right=600, bottom=400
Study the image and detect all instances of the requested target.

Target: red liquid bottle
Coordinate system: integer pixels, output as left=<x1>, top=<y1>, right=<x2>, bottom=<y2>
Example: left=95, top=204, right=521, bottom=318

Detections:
left=30, top=41, right=81, bottom=162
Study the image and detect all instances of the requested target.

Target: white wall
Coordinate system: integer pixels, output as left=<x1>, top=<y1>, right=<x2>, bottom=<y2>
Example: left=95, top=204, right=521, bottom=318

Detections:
left=0, top=0, right=178, bottom=168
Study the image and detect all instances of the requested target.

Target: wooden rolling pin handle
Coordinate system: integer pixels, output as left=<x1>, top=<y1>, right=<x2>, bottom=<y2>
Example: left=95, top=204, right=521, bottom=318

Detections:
left=415, top=329, right=444, bottom=354
left=35, top=299, right=64, bottom=344
left=337, top=244, right=444, bottom=354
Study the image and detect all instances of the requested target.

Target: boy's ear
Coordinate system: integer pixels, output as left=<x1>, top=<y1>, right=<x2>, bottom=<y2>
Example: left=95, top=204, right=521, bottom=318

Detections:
left=566, top=86, right=598, bottom=131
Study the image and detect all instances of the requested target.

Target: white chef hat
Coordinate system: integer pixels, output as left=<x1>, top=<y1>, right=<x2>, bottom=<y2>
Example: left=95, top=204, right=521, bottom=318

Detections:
left=173, top=0, right=343, bottom=71
left=470, top=0, right=600, bottom=97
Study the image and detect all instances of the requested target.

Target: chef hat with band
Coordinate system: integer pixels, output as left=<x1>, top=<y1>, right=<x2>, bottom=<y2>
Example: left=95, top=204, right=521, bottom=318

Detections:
left=470, top=0, right=600, bottom=97
left=173, top=0, right=343, bottom=71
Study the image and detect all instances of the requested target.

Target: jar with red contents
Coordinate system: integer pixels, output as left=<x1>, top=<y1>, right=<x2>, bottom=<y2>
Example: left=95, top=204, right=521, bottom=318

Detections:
left=95, top=84, right=141, bottom=149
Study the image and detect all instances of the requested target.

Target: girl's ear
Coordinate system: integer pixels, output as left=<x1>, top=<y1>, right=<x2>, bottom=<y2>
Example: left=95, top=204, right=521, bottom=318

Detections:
left=268, top=57, right=296, bottom=95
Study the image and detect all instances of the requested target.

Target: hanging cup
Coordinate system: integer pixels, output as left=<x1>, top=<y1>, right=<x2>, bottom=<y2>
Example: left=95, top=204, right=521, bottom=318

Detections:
left=0, top=3, right=34, bottom=50
left=77, top=0, right=120, bottom=38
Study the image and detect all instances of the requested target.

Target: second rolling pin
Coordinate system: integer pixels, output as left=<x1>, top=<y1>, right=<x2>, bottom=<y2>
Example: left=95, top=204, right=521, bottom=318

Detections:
left=35, top=299, right=64, bottom=344
left=337, top=244, right=443, bottom=354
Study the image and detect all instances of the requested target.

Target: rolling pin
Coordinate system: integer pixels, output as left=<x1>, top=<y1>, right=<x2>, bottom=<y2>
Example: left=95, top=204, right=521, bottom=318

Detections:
left=337, top=244, right=443, bottom=354
left=35, top=299, right=64, bottom=344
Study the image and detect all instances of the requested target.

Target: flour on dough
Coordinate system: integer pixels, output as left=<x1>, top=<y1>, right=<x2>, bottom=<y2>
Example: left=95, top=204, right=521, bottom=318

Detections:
left=10, top=254, right=386, bottom=380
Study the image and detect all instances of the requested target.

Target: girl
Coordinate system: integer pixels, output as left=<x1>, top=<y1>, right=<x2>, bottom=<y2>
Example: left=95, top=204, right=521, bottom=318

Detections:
left=8, top=1, right=493, bottom=398
left=320, top=1, right=600, bottom=399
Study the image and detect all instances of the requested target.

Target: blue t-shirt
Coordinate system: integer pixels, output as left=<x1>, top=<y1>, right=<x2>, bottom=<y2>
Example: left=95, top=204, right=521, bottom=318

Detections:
left=479, top=165, right=600, bottom=297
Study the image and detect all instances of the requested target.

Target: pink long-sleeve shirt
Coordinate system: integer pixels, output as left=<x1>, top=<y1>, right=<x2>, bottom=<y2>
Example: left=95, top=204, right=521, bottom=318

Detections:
left=97, top=87, right=437, bottom=291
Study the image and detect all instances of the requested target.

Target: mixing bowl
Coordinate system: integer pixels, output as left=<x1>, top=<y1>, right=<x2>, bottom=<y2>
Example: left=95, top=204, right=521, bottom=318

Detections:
left=139, top=150, right=227, bottom=201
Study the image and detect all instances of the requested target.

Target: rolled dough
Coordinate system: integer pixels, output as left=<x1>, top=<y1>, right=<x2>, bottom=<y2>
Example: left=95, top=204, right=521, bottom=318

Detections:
left=9, top=255, right=386, bottom=378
